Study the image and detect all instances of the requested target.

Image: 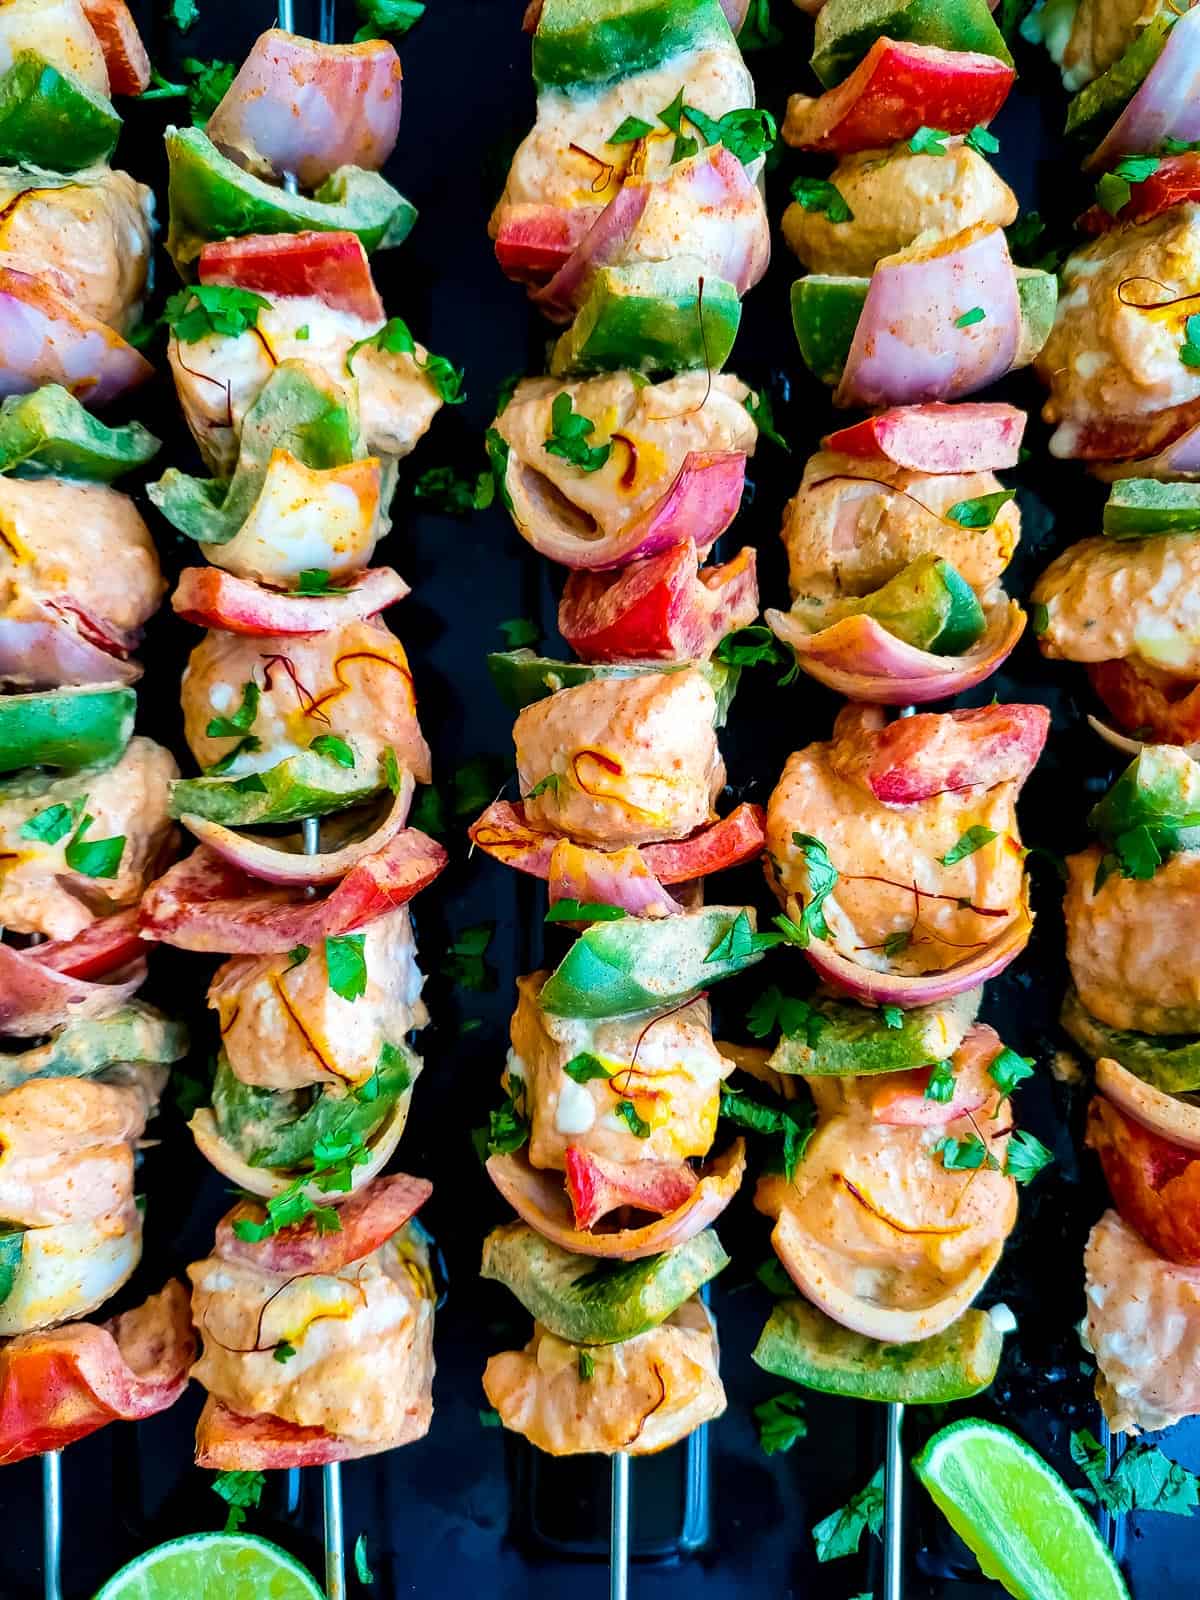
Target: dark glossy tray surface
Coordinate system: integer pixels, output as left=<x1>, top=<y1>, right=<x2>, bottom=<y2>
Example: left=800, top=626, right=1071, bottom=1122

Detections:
left=4, top=2, right=1198, bottom=1596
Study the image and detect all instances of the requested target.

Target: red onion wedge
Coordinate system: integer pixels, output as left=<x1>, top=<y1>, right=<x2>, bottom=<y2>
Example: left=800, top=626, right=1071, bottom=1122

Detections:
left=766, top=596, right=1026, bottom=705
left=1086, top=6, right=1200, bottom=173
left=216, top=1172, right=432, bottom=1275
left=508, top=447, right=747, bottom=570
left=759, top=1176, right=1005, bottom=1342
left=0, top=1280, right=194, bottom=1467
left=531, top=182, right=651, bottom=320
left=822, top=402, right=1026, bottom=473
left=0, top=609, right=139, bottom=688
left=486, top=1141, right=745, bottom=1261
left=836, top=225, right=1021, bottom=409
left=548, top=841, right=681, bottom=918
left=1087, top=712, right=1200, bottom=762
left=206, top=30, right=403, bottom=189
left=0, top=263, right=152, bottom=408
left=172, top=566, right=409, bottom=637
left=139, top=829, right=446, bottom=954
left=180, top=775, right=413, bottom=886
left=802, top=895, right=1033, bottom=1008
left=0, top=937, right=145, bottom=1037
left=1097, top=1056, right=1200, bottom=1153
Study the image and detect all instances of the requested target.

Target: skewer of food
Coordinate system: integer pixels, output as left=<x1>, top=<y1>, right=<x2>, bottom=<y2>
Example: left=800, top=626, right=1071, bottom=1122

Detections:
left=782, top=0, right=1058, bottom=406
left=476, top=0, right=777, bottom=1585
left=134, top=7, right=454, bottom=1586
left=0, top=6, right=196, bottom=1591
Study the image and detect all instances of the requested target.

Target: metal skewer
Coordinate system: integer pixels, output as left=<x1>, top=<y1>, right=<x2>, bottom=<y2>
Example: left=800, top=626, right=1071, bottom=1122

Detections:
left=610, top=1452, right=630, bottom=1600
left=883, top=1403, right=905, bottom=1600
left=42, top=1446, right=62, bottom=1600
left=300, top=810, right=346, bottom=1600
left=881, top=703, right=917, bottom=1600
left=269, top=0, right=344, bottom=1582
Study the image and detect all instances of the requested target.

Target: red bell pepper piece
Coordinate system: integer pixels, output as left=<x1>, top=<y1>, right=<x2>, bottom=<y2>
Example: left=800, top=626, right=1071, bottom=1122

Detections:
left=197, top=231, right=386, bottom=323
left=468, top=799, right=767, bottom=882
left=140, top=833, right=448, bottom=955
left=783, top=39, right=1015, bottom=155
left=81, top=0, right=151, bottom=95
left=31, top=908, right=144, bottom=980
left=828, top=702, right=1049, bottom=804
left=217, top=1173, right=431, bottom=1276
left=492, top=203, right=603, bottom=283
left=1080, top=152, right=1200, bottom=234
left=0, top=1282, right=194, bottom=1466
left=823, top=402, right=1026, bottom=473
left=564, top=1146, right=699, bottom=1231
left=559, top=541, right=759, bottom=662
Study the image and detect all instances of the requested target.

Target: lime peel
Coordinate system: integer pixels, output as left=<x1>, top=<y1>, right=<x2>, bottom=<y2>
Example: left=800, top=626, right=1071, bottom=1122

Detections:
left=913, top=1418, right=1131, bottom=1600
left=93, top=1532, right=325, bottom=1600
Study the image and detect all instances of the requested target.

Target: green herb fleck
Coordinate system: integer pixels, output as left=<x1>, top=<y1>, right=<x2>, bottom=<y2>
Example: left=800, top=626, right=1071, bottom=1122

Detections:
left=755, top=1391, right=808, bottom=1455
left=544, top=391, right=611, bottom=473
left=325, top=933, right=368, bottom=1002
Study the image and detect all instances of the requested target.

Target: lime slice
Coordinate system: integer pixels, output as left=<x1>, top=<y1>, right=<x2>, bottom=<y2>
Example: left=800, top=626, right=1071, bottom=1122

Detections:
left=913, top=1419, right=1130, bottom=1600
left=94, top=1533, right=324, bottom=1600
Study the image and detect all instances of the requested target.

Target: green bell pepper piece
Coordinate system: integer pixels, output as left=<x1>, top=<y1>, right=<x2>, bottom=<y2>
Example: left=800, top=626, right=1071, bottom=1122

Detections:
left=532, top=0, right=734, bottom=90
left=210, top=1041, right=416, bottom=1174
left=769, top=987, right=982, bottom=1076
left=149, top=361, right=363, bottom=545
left=753, top=1297, right=1003, bottom=1403
left=1088, top=745, right=1200, bottom=857
left=1061, top=986, right=1200, bottom=1095
left=0, top=686, right=135, bottom=774
left=0, top=1004, right=188, bottom=1092
left=486, top=650, right=740, bottom=728
left=482, top=1222, right=729, bottom=1345
left=811, top=0, right=1012, bottom=88
left=540, top=905, right=767, bottom=1018
left=794, top=554, right=986, bottom=656
left=166, top=126, right=417, bottom=275
left=1065, top=9, right=1174, bottom=142
left=1103, top=479, right=1200, bottom=539
left=791, top=269, right=1057, bottom=386
left=0, top=1227, right=23, bottom=1306
left=0, top=52, right=120, bottom=171
left=0, top=385, right=159, bottom=482
left=170, top=746, right=386, bottom=827
left=550, top=264, right=742, bottom=378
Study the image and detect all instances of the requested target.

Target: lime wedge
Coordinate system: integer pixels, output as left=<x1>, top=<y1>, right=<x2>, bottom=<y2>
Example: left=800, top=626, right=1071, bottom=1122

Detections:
left=913, top=1419, right=1130, bottom=1600
left=94, top=1533, right=324, bottom=1600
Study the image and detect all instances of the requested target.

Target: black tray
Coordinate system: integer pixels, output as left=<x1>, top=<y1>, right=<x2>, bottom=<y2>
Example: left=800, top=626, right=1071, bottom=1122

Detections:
left=5, top=2, right=1198, bottom=1595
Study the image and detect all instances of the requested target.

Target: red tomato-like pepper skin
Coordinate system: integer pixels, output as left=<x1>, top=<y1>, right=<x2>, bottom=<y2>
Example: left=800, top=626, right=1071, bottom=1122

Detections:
left=559, top=542, right=758, bottom=662
left=198, top=230, right=386, bottom=323
left=785, top=39, right=1014, bottom=155
left=1088, top=1095, right=1200, bottom=1265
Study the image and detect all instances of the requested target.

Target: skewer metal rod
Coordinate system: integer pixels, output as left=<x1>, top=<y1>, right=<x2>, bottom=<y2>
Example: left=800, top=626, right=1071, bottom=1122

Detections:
left=883, top=1403, right=905, bottom=1600
left=42, top=1449, right=62, bottom=1600
left=300, top=811, right=345, bottom=1600
left=610, top=1451, right=630, bottom=1600
left=323, top=1460, right=346, bottom=1600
